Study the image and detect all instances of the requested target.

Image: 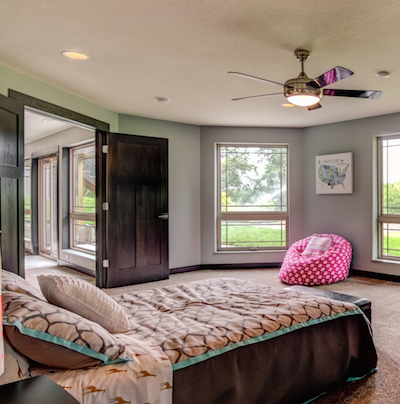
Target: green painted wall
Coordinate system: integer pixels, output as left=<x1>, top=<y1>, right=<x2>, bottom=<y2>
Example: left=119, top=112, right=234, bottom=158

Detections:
left=0, top=63, right=118, bottom=131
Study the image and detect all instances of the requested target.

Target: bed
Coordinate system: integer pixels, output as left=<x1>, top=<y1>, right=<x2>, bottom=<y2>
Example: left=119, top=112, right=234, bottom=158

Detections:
left=2, top=272, right=377, bottom=404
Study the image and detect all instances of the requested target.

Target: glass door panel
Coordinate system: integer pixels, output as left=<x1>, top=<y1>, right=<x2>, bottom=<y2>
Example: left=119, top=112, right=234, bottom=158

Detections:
left=39, top=156, right=58, bottom=259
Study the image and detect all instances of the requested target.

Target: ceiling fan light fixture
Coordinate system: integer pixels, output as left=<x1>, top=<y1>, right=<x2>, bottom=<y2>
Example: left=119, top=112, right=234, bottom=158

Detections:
left=287, top=94, right=320, bottom=107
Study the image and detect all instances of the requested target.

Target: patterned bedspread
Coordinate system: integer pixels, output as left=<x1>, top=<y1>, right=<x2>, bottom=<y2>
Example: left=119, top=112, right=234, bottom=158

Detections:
left=113, top=278, right=363, bottom=370
left=33, top=277, right=369, bottom=404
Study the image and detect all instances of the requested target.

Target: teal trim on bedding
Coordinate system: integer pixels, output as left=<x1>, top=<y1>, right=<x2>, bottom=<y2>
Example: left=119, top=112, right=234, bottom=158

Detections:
left=172, top=309, right=363, bottom=371
left=3, top=318, right=131, bottom=365
left=347, top=367, right=378, bottom=382
left=301, top=367, right=378, bottom=404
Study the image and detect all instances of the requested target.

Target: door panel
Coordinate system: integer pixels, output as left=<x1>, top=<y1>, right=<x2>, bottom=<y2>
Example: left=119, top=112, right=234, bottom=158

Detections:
left=1, top=178, right=19, bottom=271
left=115, top=182, right=137, bottom=269
left=136, top=184, right=162, bottom=267
left=0, top=94, right=24, bottom=276
left=96, top=131, right=168, bottom=288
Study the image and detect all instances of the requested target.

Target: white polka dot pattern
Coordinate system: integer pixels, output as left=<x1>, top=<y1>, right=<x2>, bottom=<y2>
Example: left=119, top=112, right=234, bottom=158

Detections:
left=279, top=234, right=352, bottom=285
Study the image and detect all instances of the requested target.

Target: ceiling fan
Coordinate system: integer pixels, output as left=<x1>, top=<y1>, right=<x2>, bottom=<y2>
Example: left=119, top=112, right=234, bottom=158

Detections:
left=228, top=49, right=382, bottom=110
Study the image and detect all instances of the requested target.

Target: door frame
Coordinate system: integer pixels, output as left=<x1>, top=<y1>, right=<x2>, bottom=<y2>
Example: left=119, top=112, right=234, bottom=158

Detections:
left=9, top=90, right=110, bottom=274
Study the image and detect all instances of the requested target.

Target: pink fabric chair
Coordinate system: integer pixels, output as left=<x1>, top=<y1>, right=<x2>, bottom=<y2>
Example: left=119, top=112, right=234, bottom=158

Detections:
left=279, top=234, right=352, bottom=285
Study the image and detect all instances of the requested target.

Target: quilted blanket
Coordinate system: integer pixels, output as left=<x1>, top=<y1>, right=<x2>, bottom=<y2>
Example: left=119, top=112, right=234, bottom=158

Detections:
left=34, top=278, right=376, bottom=404
left=113, top=278, right=365, bottom=369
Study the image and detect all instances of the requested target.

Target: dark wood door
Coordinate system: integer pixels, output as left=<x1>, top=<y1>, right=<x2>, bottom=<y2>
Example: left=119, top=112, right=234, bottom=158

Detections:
left=96, top=131, right=169, bottom=288
left=0, top=94, right=24, bottom=275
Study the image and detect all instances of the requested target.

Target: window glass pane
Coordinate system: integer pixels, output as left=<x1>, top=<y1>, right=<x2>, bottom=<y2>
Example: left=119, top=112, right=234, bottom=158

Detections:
left=220, top=146, right=287, bottom=212
left=24, top=161, right=31, bottom=241
left=72, top=219, right=96, bottom=252
left=381, top=223, right=400, bottom=258
left=381, top=138, right=400, bottom=215
left=221, top=220, right=286, bottom=248
left=72, top=145, right=95, bottom=214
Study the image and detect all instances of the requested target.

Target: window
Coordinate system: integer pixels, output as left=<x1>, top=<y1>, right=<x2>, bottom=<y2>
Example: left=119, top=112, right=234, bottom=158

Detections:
left=378, top=136, right=400, bottom=260
left=70, top=143, right=96, bottom=254
left=217, top=144, right=288, bottom=251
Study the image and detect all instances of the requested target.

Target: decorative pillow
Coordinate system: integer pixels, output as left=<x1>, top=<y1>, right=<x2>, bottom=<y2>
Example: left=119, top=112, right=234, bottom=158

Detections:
left=3, top=291, right=130, bottom=369
left=38, top=275, right=130, bottom=334
left=1, top=269, right=46, bottom=300
left=302, top=235, right=333, bottom=257
left=0, top=338, right=31, bottom=386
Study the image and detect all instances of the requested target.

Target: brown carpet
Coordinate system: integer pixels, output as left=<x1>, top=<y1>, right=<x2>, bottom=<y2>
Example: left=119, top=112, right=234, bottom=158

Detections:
left=25, top=257, right=400, bottom=404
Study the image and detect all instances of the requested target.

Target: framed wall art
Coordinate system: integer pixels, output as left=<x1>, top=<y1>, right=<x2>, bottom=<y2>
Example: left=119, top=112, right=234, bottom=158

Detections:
left=316, top=152, right=353, bottom=194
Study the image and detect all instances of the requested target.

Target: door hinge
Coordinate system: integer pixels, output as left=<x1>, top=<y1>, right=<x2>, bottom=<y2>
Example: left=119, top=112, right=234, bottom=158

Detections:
left=102, top=145, right=109, bottom=154
left=103, top=259, right=109, bottom=268
left=102, top=202, right=109, bottom=211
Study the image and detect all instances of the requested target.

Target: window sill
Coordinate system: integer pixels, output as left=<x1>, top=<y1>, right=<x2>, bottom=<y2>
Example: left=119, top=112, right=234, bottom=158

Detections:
left=372, top=258, right=400, bottom=265
left=215, top=249, right=287, bottom=254
left=60, top=249, right=95, bottom=273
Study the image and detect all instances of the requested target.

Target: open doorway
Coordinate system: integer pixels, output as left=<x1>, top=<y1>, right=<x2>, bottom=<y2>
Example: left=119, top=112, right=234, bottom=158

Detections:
left=24, top=108, right=96, bottom=274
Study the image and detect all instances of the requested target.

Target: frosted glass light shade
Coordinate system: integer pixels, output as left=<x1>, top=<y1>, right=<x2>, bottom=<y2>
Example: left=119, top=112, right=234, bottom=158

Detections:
left=287, top=94, right=320, bottom=107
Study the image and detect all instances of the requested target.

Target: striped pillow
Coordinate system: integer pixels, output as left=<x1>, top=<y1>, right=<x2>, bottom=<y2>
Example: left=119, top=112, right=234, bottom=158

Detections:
left=302, top=235, right=332, bottom=256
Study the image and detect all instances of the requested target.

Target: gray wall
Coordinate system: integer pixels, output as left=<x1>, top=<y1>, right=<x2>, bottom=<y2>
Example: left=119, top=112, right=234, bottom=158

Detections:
left=303, top=112, right=400, bottom=276
left=200, top=126, right=304, bottom=265
left=118, top=115, right=202, bottom=269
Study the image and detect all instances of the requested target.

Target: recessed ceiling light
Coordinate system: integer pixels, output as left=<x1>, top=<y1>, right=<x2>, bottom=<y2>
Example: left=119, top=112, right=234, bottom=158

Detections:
left=62, top=51, right=89, bottom=60
left=281, top=103, right=295, bottom=108
left=156, top=97, right=171, bottom=104
left=377, top=71, right=389, bottom=79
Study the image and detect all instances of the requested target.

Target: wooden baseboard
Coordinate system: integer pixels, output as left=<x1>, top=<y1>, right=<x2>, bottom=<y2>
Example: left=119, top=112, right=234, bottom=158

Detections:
left=171, top=265, right=400, bottom=284
left=169, top=265, right=202, bottom=274
left=351, top=269, right=400, bottom=283
left=170, top=262, right=281, bottom=274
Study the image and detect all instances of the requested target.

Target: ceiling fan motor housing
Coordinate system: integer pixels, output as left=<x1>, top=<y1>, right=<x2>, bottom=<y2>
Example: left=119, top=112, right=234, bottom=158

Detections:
left=284, top=72, right=322, bottom=103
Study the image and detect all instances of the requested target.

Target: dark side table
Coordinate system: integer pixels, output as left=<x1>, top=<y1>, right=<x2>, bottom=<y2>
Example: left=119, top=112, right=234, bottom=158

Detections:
left=0, top=375, right=79, bottom=404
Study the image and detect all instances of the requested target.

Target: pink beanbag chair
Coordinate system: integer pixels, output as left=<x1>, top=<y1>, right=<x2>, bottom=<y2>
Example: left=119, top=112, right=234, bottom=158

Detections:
left=279, top=234, right=352, bottom=285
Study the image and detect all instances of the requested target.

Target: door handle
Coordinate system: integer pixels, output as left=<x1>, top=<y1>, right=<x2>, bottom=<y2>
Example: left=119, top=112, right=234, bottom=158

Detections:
left=158, top=213, right=169, bottom=220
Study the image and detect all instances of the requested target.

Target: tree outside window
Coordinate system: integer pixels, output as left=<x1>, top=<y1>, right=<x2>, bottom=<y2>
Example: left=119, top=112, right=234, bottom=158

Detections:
left=217, top=144, right=288, bottom=251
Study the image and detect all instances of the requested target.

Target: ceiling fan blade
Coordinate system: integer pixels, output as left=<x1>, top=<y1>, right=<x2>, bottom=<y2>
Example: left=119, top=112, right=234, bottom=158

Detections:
left=323, top=89, right=382, bottom=99
left=307, top=103, right=322, bottom=111
left=228, top=72, right=284, bottom=87
left=232, top=93, right=283, bottom=101
left=310, top=67, right=354, bottom=88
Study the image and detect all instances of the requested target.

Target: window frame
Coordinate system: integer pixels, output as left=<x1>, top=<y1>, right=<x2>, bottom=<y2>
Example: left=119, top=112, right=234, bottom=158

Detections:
left=377, top=134, right=400, bottom=261
left=216, top=143, right=289, bottom=252
left=69, top=142, right=96, bottom=255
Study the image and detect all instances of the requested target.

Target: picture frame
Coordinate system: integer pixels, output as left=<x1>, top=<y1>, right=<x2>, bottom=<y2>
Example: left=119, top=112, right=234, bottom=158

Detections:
left=316, top=152, right=353, bottom=194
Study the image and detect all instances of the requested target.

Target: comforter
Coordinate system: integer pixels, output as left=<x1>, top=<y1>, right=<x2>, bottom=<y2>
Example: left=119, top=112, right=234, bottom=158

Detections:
left=35, top=278, right=377, bottom=404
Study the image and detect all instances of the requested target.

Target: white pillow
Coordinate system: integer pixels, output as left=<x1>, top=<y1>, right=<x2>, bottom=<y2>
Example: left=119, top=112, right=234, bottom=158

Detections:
left=38, top=275, right=130, bottom=333
left=302, top=235, right=333, bottom=257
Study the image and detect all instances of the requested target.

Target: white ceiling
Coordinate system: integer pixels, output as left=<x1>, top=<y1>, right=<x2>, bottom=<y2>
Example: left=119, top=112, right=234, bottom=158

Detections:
left=24, top=110, right=75, bottom=144
left=1, top=0, right=400, bottom=128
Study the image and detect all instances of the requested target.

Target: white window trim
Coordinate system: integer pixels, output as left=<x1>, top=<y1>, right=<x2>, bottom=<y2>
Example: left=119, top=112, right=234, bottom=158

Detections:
left=216, top=143, right=289, bottom=252
left=377, top=134, right=400, bottom=262
left=69, top=142, right=96, bottom=255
